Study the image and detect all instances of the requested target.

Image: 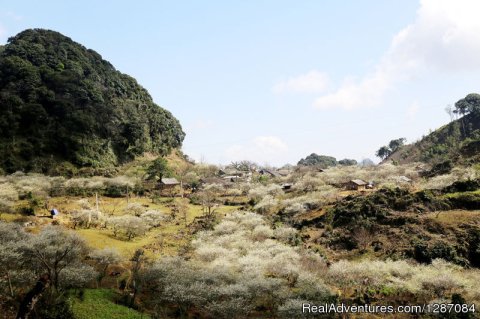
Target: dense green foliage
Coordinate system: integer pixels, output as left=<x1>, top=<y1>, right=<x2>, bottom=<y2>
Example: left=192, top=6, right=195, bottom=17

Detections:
left=0, top=29, right=185, bottom=173
left=298, top=154, right=359, bottom=167
left=337, top=158, right=357, bottom=166
left=375, top=137, right=406, bottom=160
left=297, top=153, right=337, bottom=168
left=146, top=157, right=171, bottom=180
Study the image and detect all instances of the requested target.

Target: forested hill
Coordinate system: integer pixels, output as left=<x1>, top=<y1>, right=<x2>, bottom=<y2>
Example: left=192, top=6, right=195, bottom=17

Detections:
left=0, top=29, right=185, bottom=174
left=385, top=97, right=480, bottom=166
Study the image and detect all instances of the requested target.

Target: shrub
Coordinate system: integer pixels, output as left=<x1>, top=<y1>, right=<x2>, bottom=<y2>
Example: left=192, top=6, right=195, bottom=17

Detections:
left=0, top=182, right=18, bottom=201
left=140, top=210, right=167, bottom=228
left=125, top=202, right=145, bottom=217
left=71, top=209, right=102, bottom=229
left=248, top=184, right=282, bottom=202
left=0, top=198, right=14, bottom=215
left=109, top=215, right=147, bottom=240
left=274, top=226, right=299, bottom=245
left=251, top=225, right=274, bottom=241
left=253, top=195, right=278, bottom=214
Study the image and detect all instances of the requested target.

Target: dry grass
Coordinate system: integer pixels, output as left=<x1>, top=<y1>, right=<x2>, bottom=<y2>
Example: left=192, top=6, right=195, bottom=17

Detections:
left=423, top=209, right=480, bottom=225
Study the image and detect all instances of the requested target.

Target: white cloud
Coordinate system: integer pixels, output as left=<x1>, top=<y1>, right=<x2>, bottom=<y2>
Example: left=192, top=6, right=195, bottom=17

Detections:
left=225, top=136, right=288, bottom=165
left=273, top=70, right=330, bottom=94
left=314, top=0, right=480, bottom=110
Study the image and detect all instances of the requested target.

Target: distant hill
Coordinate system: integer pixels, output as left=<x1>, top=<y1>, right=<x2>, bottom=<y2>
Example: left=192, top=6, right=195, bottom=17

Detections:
left=386, top=112, right=480, bottom=165
left=0, top=29, right=185, bottom=173
left=297, top=153, right=357, bottom=168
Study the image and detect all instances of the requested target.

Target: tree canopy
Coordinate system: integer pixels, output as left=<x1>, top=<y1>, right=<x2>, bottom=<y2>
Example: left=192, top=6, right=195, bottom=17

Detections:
left=454, top=93, right=480, bottom=117
left=297, top=153, right=337, bottom=168
left=0, top=29, right=185, bottom=173
left=376, top=138, right=406, bottom=160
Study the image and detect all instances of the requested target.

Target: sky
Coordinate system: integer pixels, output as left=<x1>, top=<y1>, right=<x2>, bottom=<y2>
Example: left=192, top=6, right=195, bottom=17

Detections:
left=1, top=0, right=480, bottom=167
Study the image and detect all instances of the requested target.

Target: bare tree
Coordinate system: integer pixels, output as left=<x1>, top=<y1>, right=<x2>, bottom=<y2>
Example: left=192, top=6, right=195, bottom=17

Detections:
left=129, top=249, right=145, bottom=308
left=90, top=248, right=121, bottom=287
left=198, top=190, right=220, bottom=219
left=445, top=104, right=454, bottom=122
left=109, top=216, right=147, bottom=240
left=354, top=227, right=375, bottom=252
left=14, top=226, right=95, bottom=318
left=172, top=198, right=189, bottom=226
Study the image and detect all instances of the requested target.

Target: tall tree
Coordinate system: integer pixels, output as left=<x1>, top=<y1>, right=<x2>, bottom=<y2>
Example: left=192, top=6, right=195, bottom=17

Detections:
left=375, top=146, right=391, bottom=160
left=146, top=157, right=171, bottom=181
left=388, top=138, right=406, bottom=153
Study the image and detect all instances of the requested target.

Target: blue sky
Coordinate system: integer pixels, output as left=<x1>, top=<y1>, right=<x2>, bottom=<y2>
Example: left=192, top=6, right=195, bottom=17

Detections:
left=1, top=1, right=480, bottom=166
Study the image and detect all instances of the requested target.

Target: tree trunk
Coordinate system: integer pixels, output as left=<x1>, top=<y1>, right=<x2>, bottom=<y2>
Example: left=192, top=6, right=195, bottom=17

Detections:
left=7, top=271, right=14, bottom=298
left=16, top=274, right=50, bottom=319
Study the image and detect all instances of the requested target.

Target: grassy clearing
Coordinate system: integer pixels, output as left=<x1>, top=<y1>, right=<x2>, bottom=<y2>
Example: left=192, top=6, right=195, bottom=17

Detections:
left=47, top=195, right=242, bottom=257
left=442, top=189, right=480, bottom=198
left=3, top=194, right=242, bottom=257
left=424, top=209, right=480, bottom=225
left=71, top=289, right=148, bottom=319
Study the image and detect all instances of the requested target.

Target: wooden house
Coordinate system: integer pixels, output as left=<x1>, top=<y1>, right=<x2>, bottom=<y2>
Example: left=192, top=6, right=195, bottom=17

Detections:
left=345, top=179, right=368, bottom=190
left=159, top=178, right=180, bottom=189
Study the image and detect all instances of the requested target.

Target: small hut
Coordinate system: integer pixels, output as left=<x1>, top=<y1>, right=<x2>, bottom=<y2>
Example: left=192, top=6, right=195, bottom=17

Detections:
left=259, top=169, right=280, bottom=178
left=159, top=178, right=180, bottom=189
left=346, top=179, right=368, bottom=190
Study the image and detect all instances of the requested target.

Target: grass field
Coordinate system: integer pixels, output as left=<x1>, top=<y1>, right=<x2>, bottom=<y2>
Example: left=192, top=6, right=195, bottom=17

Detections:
left=0, top=195, right=242, bottom=257
left=71, top=289, right=148, bottom=319
left=424, top=209, right=480, bottom=225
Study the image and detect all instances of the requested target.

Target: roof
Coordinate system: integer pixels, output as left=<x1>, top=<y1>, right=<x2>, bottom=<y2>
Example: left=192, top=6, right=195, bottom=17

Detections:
left=350, top=179, right=367, bottom=185
left=260, top=169, right=280, bottom=177
left=200, top=177, right=227, bottom=184
left=398, top=176, right=412, bottom=182
left=222, top=169, right=244, bottom=176
left=277, top=169, right=291, bottom=176
left=160, top=178, right=179, bottom=185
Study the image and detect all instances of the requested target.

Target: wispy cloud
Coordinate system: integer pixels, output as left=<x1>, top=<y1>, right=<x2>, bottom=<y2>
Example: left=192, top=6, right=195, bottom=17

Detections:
left=311, top=0, right=480, bottom=110
left=273, top=70, right=330, bottom=94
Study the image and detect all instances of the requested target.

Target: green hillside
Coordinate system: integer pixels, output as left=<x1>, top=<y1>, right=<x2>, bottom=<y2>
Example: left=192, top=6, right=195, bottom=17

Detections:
left=385, top=94, right=480, bottom=166
left=0, top=29, right=185, bottom=174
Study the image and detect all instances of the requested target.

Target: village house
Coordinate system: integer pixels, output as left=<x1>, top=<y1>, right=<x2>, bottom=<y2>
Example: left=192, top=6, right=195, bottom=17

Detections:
left=345, top=179, right=368, bottom=190
left=258, top=169, right=280, bottom=178
left=159, top=177, right=180, bottom=189
left=277, top=168, right=293, bottom=176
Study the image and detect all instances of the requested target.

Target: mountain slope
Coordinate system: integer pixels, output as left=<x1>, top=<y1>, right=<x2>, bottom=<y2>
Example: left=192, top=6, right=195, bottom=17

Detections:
left=386, top=112, right=480, bottom=165
left=0, top=29, right=185, bottom=173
